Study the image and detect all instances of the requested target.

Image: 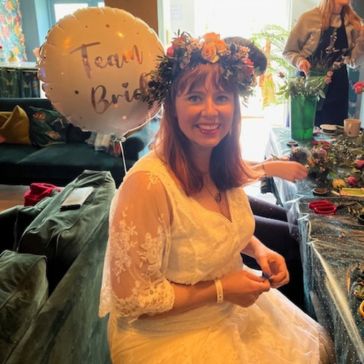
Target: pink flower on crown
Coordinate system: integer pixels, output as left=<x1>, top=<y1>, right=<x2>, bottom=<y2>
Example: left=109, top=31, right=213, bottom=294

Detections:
left=166, top=46, right=174, bottom=57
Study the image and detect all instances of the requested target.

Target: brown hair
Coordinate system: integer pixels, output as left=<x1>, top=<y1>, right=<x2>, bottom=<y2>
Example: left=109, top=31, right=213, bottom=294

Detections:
left=152, top=63, right=257, bottom=195
left=319, top=0, right=362, bottom=30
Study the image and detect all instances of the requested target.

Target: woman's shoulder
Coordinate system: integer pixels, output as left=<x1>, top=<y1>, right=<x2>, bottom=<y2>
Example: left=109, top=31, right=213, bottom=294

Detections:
left=301, top=7, right=321, bottom=18
left=123, top=151, right=175, bottom=191
left=296, top=7, right=321, bottom=24
left=127, top=151, right=167, bottom=175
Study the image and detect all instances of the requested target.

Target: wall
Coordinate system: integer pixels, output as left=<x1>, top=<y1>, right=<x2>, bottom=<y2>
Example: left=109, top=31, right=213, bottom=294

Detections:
left=0, top=0, right=27, bottom=62
left=105, top=0, right=158, bottom=33
left=19, top=0, right=50, bottom=62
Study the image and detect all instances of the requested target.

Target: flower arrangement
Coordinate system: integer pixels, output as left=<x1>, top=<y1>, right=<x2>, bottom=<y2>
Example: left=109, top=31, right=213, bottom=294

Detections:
left=144, top=32, right=256, bottom=106
left=277, top=73, right=330, bottom=100
left=289, top=136, right=364, bottom=189
left=277, top=33, right=350, bottom=101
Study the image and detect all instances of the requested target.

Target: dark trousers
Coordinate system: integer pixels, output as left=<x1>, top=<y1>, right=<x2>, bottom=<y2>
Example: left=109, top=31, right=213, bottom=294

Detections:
left=243, top=196, right=305, bottom=310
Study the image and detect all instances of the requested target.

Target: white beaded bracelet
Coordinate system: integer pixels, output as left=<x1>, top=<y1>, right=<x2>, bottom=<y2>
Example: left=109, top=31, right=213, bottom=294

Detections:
left=214, top=279, right=224, bottom=304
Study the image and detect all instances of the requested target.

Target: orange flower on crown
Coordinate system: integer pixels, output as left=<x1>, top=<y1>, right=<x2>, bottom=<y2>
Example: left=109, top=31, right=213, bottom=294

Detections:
left=201, top=43, right=219, bottom=63
left=144, top=31, right=257, bottom=107
left=203, top=32, right=221, bottom=43
left=202, top=33, right=228, bottom=57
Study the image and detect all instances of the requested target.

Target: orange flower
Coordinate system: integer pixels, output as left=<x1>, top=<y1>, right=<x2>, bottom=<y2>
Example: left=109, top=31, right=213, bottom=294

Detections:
left=203, top=32, right=221, bottom=43
left=215, top=40, right=228, bottom=55
left=201, top=43, right=219, bottom=63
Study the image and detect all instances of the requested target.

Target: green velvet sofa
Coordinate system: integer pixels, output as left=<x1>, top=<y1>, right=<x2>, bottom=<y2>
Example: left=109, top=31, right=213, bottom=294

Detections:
left=0, top=98, right=146, bottom=187
left=0, top=170, right=114, bottom=364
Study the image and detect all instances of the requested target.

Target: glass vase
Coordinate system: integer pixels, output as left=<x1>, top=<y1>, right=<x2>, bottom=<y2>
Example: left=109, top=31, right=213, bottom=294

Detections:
left=290, top=95, right=317, bottom=141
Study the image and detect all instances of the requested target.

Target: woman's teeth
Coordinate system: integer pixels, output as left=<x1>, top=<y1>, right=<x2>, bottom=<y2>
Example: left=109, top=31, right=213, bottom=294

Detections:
left=198, top=124, right=219, bottom=130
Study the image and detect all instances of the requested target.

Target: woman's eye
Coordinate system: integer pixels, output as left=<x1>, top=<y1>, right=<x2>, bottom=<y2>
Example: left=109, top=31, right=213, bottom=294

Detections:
left=187, top=95, right=201, bottom=103
left=216, top=94, right=230, bottom=103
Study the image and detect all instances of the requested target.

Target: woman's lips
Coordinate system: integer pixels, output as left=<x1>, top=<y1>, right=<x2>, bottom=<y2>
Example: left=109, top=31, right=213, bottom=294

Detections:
left=196, top=124, right=220, bottom=134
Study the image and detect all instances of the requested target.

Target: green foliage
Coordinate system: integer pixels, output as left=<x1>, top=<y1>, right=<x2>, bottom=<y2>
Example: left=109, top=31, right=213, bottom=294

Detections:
left=277, top=75, right=327, bottom=100
left=250, top=24, right=293, bottom=76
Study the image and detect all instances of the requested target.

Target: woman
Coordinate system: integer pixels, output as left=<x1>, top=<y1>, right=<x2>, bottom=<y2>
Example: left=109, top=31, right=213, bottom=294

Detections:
left=99, top=32, right=334, bottom=363
left=283, top=0, right=364, bottom=126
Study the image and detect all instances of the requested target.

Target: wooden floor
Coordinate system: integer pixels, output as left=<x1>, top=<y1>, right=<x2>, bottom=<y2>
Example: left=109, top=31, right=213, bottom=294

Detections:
left=0, top=185, right=28, bottom=212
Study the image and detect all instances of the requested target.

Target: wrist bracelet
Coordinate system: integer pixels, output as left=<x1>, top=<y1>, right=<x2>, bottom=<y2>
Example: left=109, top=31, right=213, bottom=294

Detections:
left=214, top=279, right=224, bottom=304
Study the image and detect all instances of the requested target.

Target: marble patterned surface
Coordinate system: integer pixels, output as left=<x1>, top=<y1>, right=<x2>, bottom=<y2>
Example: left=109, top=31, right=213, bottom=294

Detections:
left=266, top=128, right=364, bottom=364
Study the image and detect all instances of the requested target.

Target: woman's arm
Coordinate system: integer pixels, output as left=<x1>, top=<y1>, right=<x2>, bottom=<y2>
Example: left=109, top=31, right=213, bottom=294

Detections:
left=349, top=24, right=364, bottom=67
left=249, top=159, right=308, bottom=182
left=283, top=8, right=322, bottom=68
left=101, top=171, right=270, bottom=321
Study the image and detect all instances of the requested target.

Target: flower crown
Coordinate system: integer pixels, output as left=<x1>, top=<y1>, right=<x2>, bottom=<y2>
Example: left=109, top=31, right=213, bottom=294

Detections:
left=144, top=32, right=256, bottom=106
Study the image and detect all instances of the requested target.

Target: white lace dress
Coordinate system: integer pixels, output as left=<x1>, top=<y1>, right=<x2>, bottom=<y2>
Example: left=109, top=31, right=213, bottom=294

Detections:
left=99, top=152, right=334, bottom=364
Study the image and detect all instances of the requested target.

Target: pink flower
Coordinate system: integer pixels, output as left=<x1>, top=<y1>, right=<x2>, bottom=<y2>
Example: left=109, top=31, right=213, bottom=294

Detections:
left=353, top=81, right=364, bottom=94
left=354, top=160, right=364, bottom=170
left=166, top=46, right=174, bottom=57
left=346, top=176, right=358, bottom=187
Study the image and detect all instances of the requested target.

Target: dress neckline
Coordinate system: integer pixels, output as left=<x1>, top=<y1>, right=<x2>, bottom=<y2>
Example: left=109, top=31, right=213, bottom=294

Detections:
left=190, top=190, right=233, bottom=223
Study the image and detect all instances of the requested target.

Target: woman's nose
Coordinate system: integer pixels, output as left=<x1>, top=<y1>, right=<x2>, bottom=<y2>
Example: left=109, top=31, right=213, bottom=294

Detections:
left=201, top=97, right=218, bottom=117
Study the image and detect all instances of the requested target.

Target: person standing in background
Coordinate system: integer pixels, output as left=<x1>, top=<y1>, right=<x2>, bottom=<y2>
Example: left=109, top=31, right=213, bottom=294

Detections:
left=283, top=0, right=364, bottom=126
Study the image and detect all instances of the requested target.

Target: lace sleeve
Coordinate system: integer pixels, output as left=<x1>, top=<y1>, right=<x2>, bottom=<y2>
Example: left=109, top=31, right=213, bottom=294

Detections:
left=99, top=171, right=175, bottom=320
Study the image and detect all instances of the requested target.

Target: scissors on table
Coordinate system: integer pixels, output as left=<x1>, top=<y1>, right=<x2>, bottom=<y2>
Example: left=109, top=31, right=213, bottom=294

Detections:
left=308, top=199, right=359, bottom=215
left=309, top=200, right=337, bottom=215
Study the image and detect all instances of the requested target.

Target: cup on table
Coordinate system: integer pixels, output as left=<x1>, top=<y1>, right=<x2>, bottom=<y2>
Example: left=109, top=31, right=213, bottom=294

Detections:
left=343, top=118, right=361, bottom=137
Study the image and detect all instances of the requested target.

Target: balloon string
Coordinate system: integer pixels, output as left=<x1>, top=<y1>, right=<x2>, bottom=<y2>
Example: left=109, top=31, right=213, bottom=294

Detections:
left=118, top=138, right=127, bottom=176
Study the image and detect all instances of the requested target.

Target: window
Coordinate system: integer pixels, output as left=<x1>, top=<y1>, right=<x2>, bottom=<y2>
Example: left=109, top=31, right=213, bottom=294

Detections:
left=160, top=0, right=291, bottom=122
left=49, top=0, right=104, bottom=25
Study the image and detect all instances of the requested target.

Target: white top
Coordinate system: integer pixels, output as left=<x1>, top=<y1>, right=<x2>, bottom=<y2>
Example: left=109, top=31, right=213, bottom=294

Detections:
left=99, top=151, right=334, bottom=363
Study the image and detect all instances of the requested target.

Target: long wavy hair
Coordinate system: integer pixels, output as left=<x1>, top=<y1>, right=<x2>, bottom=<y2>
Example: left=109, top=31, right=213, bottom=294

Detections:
left=319, top=0, right=362, bottom=30
left=152, top=63, right=257, bottom=195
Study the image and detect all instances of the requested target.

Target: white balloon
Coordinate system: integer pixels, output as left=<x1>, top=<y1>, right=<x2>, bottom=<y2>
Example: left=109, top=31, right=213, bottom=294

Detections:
left=38, top=7, right=163, bottom=136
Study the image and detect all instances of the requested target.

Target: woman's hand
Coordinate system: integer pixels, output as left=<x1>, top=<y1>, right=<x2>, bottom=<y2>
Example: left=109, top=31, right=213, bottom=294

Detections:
left=297, top=59, right=311, bottom=76
left=264, top=160, right=308, bottom=182
left=221, top=270, right=271, bottom=307
left=254, top=247, right=290, bottom=289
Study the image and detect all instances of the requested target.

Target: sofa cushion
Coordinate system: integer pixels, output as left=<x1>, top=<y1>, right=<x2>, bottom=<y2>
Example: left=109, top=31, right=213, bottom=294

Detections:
left=17, top=143, right=129, bottom=186
left=0, top=206, right=21, bottom=253
left=18, top=170, right=116, bottom=292
left=0, top=105, right=31, bottom=145
left=29, top=106, right=68, bottom=147
left=0, top=250, right=48, bottom=363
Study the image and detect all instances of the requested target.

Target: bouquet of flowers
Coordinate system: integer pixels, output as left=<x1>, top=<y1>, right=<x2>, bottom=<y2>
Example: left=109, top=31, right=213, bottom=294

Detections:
left=289, top=137, right=364, bottom=189
left=277, top=72, right=330, bottom=100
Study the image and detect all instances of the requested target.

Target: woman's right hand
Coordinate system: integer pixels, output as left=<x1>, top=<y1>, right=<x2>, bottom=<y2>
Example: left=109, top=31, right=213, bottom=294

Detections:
left=221, top=270, right=270, bottom=307
left=297, top=59, right=311, bottom=76
left=264, top=160, right=308, bottom=182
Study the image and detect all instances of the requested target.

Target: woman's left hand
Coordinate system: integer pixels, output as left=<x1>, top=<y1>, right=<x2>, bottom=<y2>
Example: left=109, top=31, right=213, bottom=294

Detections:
left=255, top=248, right=290, bottom=289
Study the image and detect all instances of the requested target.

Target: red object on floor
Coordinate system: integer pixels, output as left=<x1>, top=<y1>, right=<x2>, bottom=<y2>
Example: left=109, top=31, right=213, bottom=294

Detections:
left=24, top=183, right=61, bottom=206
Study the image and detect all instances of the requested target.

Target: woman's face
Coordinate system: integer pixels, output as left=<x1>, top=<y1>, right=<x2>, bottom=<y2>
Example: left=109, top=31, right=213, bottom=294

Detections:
left=175, top=70, right=235, bottom=154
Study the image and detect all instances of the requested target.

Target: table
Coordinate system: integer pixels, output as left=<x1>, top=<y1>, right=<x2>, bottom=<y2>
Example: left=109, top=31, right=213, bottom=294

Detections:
left=265, top=127, right=364, bottom=364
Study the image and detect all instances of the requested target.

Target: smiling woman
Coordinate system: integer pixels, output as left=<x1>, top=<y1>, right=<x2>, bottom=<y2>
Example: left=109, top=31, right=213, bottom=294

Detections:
left=99, top=32, right=335, bottom=364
